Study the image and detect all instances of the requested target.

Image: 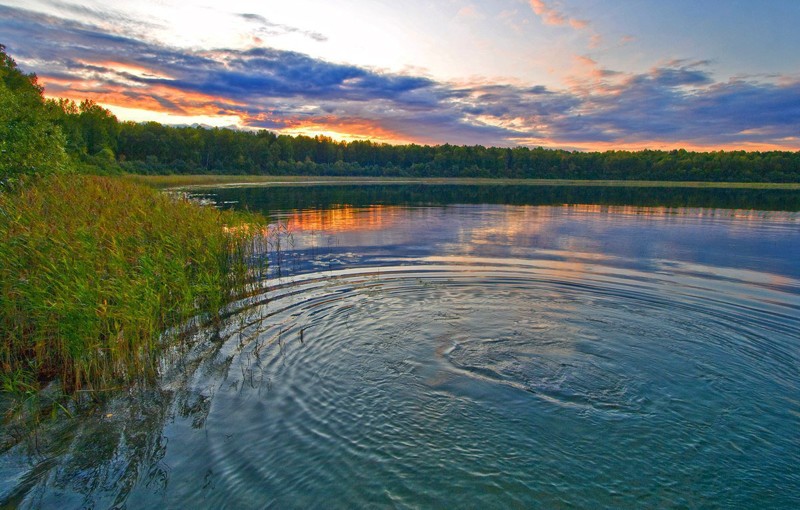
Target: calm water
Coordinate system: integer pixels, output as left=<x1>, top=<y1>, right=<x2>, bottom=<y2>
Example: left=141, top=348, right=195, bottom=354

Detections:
left=2, top=185, right=799, bottom=508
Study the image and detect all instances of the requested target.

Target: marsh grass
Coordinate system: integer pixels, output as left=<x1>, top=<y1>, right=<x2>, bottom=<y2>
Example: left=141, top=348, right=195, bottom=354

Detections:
left=0, top=174, right=266, bottom=422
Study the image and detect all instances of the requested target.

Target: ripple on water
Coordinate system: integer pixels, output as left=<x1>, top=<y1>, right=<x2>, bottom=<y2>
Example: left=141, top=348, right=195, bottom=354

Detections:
left=5, top=254, right=796, bottom=508
left=122, top=256, right=800, bottom=509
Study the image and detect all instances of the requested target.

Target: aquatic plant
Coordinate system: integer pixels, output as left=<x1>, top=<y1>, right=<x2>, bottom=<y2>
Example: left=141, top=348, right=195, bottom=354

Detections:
left=0, top=174, right=267, bottom=412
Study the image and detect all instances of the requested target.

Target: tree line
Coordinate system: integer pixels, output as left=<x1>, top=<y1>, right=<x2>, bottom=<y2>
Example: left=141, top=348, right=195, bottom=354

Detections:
left=112, top=125, right=800, bottom=182
left=3, top=44, right=799, bottom=183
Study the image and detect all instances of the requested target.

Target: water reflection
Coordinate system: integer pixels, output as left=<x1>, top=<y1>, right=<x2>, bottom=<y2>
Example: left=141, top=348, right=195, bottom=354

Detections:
left=0, top=333, right=233, bottom=508
left=2, top=190, right=799, bottom=508
left=210, top=183, right=800, bottom=212
left=281, top=205, right=403, bottom=233
left=265, top=203, right=799, bottom=280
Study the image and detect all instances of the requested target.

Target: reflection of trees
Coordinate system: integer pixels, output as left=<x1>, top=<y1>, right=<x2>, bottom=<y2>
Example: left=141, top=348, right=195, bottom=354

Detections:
left=213, top=184, right=800, bottom=213
left=0, top=323, right=243, bottom=508
left=1, top=387, right=172, bottom=507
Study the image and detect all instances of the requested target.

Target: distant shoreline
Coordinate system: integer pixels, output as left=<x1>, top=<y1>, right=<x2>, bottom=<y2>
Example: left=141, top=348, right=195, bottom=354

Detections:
left=127, top=174, right=800, bottom=191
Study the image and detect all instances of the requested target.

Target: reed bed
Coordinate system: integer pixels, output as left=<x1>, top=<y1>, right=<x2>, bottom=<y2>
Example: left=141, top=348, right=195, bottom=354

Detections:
left=0, top=174, right=266, bottom=405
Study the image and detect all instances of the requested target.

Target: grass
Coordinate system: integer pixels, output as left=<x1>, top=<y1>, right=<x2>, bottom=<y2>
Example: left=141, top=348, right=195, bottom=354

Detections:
left=0, top=174, right=266, bottom=417
left=127, top=174, right=800, bottom=190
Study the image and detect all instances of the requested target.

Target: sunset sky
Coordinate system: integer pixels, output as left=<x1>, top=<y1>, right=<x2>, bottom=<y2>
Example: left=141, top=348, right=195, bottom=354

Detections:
left=2, top=0, right=799, bottom=150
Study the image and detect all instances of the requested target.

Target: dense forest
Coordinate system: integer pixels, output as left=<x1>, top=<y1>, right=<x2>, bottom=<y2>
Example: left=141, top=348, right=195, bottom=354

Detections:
left=110, top=122, right=800, bottom=182
left=3, top=45, right=800, bottom=183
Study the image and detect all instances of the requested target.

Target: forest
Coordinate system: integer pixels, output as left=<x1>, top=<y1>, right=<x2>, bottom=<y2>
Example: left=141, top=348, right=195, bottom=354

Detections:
left=57, top=107, right=800, bottom=182
left=3, top=45, right=799, bottom=183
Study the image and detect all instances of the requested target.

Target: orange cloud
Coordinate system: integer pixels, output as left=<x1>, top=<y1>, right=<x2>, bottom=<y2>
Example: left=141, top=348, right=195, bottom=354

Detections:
left=569, top=18, right=588, bottom=30
left=563, top=55, right=624, bottom=89
left=33, top=49, right=800, bottom=153
left=457, top=5, right=482, bottom=20
left=40, top=73, right=245, bottom=118
left=281, top=116, right=415, bottom=145
left=39, top=67, right=419, bottom=144
left=573, top=55, right=601, bottom=75
left=529, top=0, right=587, bottom=29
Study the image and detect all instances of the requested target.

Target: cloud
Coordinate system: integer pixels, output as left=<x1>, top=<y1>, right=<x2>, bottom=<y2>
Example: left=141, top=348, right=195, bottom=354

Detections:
left=550, top=65, right=800, bottom=147
left=456, top=5, right=483, bottom=20
left=237, top=13, right=328, bottom=42
left=529, top=0, right=587, bottom=29
left=40, top=0, right=164, bottom=32
left=528, top=0, right=604, bottom=55
left=2, top=4, right=799, bottom=150
left=651, top=67, right=712, bottom=87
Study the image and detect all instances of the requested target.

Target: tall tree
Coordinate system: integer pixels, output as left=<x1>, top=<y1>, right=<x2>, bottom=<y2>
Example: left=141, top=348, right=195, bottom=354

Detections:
left=0, top=44, right=69, bottom=185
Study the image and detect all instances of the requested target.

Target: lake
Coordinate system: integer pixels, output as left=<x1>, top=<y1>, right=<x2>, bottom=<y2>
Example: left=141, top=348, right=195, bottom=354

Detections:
left=2, top=184, right=799, bottom=508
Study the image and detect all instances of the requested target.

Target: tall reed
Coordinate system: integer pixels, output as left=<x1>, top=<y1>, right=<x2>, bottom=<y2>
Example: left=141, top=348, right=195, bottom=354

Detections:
left=0, top=174, right=266, bottom=401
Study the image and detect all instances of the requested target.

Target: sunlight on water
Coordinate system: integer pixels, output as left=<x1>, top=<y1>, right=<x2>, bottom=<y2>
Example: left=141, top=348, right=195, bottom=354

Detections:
left=2, top=187, right=799, bottom=509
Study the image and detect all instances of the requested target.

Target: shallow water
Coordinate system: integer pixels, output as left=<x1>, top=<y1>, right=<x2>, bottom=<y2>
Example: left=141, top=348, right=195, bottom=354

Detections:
left=2, top=186, right=799, bottom=508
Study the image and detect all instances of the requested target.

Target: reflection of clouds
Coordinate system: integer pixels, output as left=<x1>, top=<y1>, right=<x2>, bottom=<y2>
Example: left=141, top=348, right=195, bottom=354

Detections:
left=458, top=206, right=550, bottom=244
left=564, top=204, right=798, bottom=222
left=262, top=202, right=799, bottom=282
left=449, top=206, right=617, bottom=270
left=274, top=205, right=432, bottom=259
left=448, top=204, right=799, bottom=260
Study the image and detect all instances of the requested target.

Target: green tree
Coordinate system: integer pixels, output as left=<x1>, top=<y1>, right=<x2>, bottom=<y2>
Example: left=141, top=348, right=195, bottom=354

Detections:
left=0, top=45, right=69, bottom=185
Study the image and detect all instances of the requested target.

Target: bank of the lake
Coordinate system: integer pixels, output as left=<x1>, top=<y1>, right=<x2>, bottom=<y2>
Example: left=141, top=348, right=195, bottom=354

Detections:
left=127, top=174, right=800, bottom=191
left=0, top=174, right=266, bottom=427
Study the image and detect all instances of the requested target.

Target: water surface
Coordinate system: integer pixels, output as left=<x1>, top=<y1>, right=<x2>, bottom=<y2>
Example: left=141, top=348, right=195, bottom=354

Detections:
left=2, top=185, right=799, bottom=509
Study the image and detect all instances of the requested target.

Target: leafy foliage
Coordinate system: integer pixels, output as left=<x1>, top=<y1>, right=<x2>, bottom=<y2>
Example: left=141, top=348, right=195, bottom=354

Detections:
left=0, top=45, right=69, bottom=185
left=46, top=98, right=122, bottom=174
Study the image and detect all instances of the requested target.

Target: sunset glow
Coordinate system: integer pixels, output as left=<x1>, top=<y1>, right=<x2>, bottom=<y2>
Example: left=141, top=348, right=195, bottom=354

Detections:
left=2, top=0, right=799, bottom=150
left=283, top=206, right=401, bottom=234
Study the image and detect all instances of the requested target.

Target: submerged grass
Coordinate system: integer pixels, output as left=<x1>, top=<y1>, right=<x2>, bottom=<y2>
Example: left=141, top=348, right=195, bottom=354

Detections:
left=0, top=174, right=266, bottom=414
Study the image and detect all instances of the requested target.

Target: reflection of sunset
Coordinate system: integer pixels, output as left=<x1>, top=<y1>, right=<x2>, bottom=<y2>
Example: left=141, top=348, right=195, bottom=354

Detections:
left=277, top=203, right=795, bottom=247
left=237, top=192, right=798, bottom=312
left=565, top=204, right=795, bottom=223
left=283, top=205, right=402, bottom=233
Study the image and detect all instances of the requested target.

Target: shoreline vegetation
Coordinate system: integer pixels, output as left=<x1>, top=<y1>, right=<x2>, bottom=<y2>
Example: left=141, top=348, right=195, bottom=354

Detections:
left=126, top=174, right=800, bottom=191
left=0, top=174, right=267, bottom=429
left=1, top=45, right=267, bottom=434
